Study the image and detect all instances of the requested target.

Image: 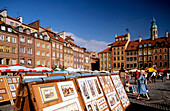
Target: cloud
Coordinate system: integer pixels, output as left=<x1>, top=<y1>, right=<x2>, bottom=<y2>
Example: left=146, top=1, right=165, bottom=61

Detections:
left=66, top=32, right=108, bottom=52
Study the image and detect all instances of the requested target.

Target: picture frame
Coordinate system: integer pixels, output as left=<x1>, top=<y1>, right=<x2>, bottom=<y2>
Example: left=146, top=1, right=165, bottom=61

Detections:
left=16, top=84, right=19, bottom=88
left=93, top=77, right=103, bottom=97
left=86, top=78, right=97, bottom=99
left=0, top=96, right=3, bottom=100
left=0, top=88, right=6, bottom=94
left=97, top=97, right=105, bottom=105
left=106, top=92, right=117, bottom=109
left=92, top=100, right=100, bottom=111
left=43, top=98, right=82, bottom=111
left=57, top=81, right=78, bottom=101
left=86, top=102, right=94, bottom=111
left=77, top=78, right=91, bottom=103
left=12, top=78, right=17, bottom=83
left=7, top=78, right=12, bottom=83
left=39, top=85, right=58, bottom=104
left=17, top=78, right=20, bottom=82
left=9, top=84, right=16, bottom=91
left=12, top=92, right=16, bottom=97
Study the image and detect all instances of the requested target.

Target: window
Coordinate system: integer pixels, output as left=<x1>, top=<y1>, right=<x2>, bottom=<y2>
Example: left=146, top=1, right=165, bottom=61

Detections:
left=118, top=63, right=120, bottom=68
left=56, top=44, right=59, bottom=48
left=28, top=48, right=32, bottom=54
left=42, top=43, right=45, bottom=48
left=52, top=43, right=55, bottom=47
left=117, top=57, right=119, bottom=60
left=53, top=52, right=55, bottom=57
left=134, top=57, right=137, bottom=61
left=46, top=52, right=49, bottom=57
left=160, top=49, right=162, bottom=53
left=144, top=44, right=147, bottom=47
left=130, top=52, right=133, bottom=55
left=164, top=55, right=167, bottom=59
left=8, top=28, right=12, bottom=32
left=130, top=57, right=133, bottom=61
left=127, top=52, right=129, bottom=55
left=12, top=60, right=16, bottom=65
left=0, top=35, right=3, bottom=41
left=127, top=57, right=129, bottom=61
left=6, top=36, right=10, bottom=42
left=134, top=63, right=137, bottom=67
left=42, top=61, right=45, bottom=66
left=117, top=51, right=119, bottom=55
left=139, top=57, right=142, bottom=61
left=164, top=62, right=167, bottom=67
left=114, top=52, right=116, bottom=55
left=12, top=38, right=16, bottom=43
left=149, top=57, right=152, bottom=61
left=155, top=49, right=157, bottom=53
left=121, top=56, right=124, bottom=60
left=139, top=52, right=142, bottom=55
left=60, top=53, right=62, bottom=58
left=160, top=55, right=162, bottom=59
left=57, top=53, right=59, bottom=58
left=44, top=36, right=47, bottom=40
left=144, top=57, right=147, bottom=61
left=0, top=46, right=4, bottom=52
left=34, top=33, right=38, bottom=37
left=164, top=48, right=167, bottom=52
left=144, top=51, right=147, bottom=55
left=42, top=51, right=45, bottom=56
left=10, top=22, right=14, bottom=26
left=130, top=64, right=133, bottom=68
left=60, top=45, right=62, bottom=50
left=121, top=51, right=123, bottom=54
left=46, top=44, right=49, bottom=49
left=6, top=47, right=10, bottom=53
left=36, top=42, right=40, bottom=47
left=20, top=58, right=24, bottom=64
left=27, top=38, right=32, bottom=44
left=36, top=50, right=40, bottom=55
left=20, top=36, right=25, bottom=42
left=155, top=62, right=157, bottom=66
left=148, top=43, right=152, bottom=46
left=148, top=51, right=152, bottom=55
left=28, top=59, right=31, bottom=65
left=12, top=47, right=15, bottom=53
left=39, top=35, right=43, bottom=39
left=127, top=64, right=129, bottom=68
left=15, top=23, right=19, bottom=27
left=139, top=44, right=142, bottom=48
left=6, top=59, right=10, bottom=65
left=1, top=26, right=6, bottom=31
left=36, top=60, right=40, bottom=65
left=20, top=47, right=25, bottom=53
left=155, top=56, right=157, bottom=60
left=134, top=52, right=137, bottom=55
left=159, top=62, right=162, bottom=67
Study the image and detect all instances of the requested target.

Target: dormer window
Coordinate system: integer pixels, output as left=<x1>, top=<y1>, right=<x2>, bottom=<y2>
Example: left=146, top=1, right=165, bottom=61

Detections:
left=39, top=35, right=43, bottom=39
left=44, top=35, right=47, bottom=40
left=8, top=28, right=12, bottom=32
left=67, top=44, right=69, bottom=47
left=1, top=26, right=6, bottom=31
left=34, top=33, right=38, bottom=38
left=64, top=43, right=66, bottom=46
left=148, top=43, right=151, bottom=46
left=161, top=42, right=165, bottom=46
left=19, top=27, right=23, bottom=32
left=131, top=45, right=134, bottom=47
left=144, top=43, right=147, bottom=47
left=139, top=44, right=142, bottom=48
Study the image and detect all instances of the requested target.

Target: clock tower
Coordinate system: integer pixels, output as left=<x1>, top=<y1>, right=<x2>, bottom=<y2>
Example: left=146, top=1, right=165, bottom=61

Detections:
left=151, top=17, right=158, bottom=40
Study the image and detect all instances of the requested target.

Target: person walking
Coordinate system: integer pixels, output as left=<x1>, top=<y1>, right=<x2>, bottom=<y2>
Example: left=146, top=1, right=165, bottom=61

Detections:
left=151, top=71, right=156, bottom=83
left=126, top=80, right=137, bottom=94
left=162, top=70, right=167, bottom=82
left=135, top=70, right=139, bottom=84
left=137, top=70, right=150, bottom=100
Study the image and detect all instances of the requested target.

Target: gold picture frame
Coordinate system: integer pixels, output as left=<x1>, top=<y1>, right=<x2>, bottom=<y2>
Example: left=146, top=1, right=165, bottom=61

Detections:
left=39, top=85, right=58, bottom=104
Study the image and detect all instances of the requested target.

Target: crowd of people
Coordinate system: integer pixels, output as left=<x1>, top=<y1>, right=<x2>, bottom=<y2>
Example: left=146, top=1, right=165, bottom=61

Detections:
left=125, top=67, right=168, bottom=101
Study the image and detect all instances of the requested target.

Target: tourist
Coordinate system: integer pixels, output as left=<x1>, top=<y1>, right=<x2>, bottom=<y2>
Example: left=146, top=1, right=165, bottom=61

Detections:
left=135, top=70, right=139, bottom=84
left=137, top=70, right=151, bottom=100
left=126, top=80, right=137, bottom=94
left=162, top=70, right=167, bottom=82
left=151, top=71, right=156, bottom=83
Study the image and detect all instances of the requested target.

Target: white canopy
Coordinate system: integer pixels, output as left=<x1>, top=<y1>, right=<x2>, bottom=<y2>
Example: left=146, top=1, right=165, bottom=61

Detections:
left=128, top=69, right=140, bottom=72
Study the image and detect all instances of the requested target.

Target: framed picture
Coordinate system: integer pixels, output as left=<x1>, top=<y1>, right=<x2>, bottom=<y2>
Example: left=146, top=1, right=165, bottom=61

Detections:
left=0, top=96, right=3, bottom=100
left=16, top=84, right=19, bottom=88
left=9, top=84, right=16, bottom=91
left=0, top=79, right=3, bottom=82
left=39, top=85, right=58, bottom=104
left=57, top=81, right=78, bottom=101
left=86, top=102, right=94, bottom=111
left=17, top=78, right=20, bottom=82
left=0, top=88, right=6, bottom=94
left=100, top=103, right=108, bottom=110
left=92, top=100, right=100, bottom=111
left=115, top=104, right=123, bottom=111
left=97, top=97, right=105, bottom=105
left=86, top=78, right=97, bottom=99
left=12, top=78, right=17, bottom=83
left=77, top=79, right=91, bottom=103
left=7, top=78, right=12, bottom=83
left=12, top=92, right=16, bottom=97
left=43, top=98, right=82, bottom=111
left=93, top=78, right=103, bottom=97
left=106, top=92, right=118, bottom=109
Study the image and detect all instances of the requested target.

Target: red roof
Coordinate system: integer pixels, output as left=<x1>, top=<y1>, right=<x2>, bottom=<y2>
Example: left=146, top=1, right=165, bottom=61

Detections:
left=108, top=40, right=128, bottom=47
left=47, top=32, right=66, bottom=43
left=116, top=34, right=127, bottom=38
left=126, top=40, right=139, bottom=51
left=7, top=16, right=20, bottom=22
left=99, top=47, right=112, bottom=53
left=153, top=37, right=168, bottom=45
left=66, top=36, right=74, bottom=41
left=139, top=39, right=153, bottom=45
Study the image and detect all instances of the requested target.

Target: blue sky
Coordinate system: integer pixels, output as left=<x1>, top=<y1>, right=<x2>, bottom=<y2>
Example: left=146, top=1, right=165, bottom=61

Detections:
left=0, top=0, right=170, bottom=52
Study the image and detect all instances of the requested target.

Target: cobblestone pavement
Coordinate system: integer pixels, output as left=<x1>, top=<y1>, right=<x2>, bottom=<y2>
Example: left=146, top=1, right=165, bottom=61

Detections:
left=126, top=78, right=170, bottom=111
left=0, top=78, right=169, bottom=111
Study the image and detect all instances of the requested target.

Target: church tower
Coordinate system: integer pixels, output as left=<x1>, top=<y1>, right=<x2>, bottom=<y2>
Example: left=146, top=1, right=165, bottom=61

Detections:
left=151, top=17, right=158, bottom=40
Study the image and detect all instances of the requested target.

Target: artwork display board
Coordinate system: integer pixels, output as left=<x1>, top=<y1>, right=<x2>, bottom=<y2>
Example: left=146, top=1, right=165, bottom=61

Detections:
left=0, top=77, right=10, bottom=102
left=21, top=73, right=47, bottom=79
left=111, top=75, right=130, bottom=109
left=5, top=76, right=20, bottom=99
left=76, top=76, right=109, bottom=111
left=98, top=75, right=122, bottom=111
left=30, top=79, right=83, bottom=111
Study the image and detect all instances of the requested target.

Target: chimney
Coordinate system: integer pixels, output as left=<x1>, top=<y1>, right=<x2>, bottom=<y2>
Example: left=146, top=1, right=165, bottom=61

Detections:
left=115, top=34, right=118, bottom=41
left=47, top=27, right=52, bottom=31
left=166, top=32, right=168, bottom=37
left=139, top=36, right=142, bottom=42
left=17, top=16, right=22, bottom=23
left=127, top=32, right=130, bottom=41
left=0, top=9, right=7, bottom=17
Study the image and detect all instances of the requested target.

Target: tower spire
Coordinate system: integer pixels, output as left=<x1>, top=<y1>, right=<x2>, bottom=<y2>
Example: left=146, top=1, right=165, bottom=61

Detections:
left=151, top=17, right=158, bottom=40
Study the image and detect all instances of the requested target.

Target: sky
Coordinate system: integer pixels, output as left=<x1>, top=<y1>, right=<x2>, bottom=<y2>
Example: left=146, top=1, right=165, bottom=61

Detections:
left=0, top=0, right=170, bottom=52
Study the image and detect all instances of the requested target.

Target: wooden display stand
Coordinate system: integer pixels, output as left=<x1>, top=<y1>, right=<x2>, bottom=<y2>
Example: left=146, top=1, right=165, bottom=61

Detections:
left=97, top=74, right=124, bottom=111
left=14, top=75, right=84, bottom=111
left=0, top=76, right=20, bottom=105
left=110, top=74, right=130, bottom=109
left=74, top=74, right=110, bottom=111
